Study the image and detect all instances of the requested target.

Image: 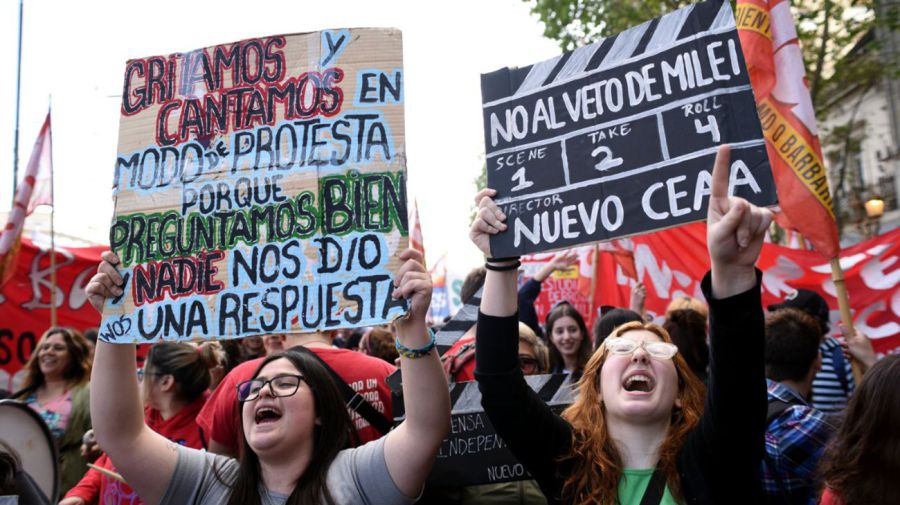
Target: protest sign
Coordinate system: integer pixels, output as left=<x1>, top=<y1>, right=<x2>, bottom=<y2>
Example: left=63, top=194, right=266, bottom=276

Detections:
left=391, top=374, right=576, bottom=487
left=481, top=0, right=778, bottom=257
left=100, top=29, right=410, bottom=343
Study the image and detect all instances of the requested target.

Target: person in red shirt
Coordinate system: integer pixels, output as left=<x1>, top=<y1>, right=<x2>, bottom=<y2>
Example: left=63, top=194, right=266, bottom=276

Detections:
left=60, top=342, right=215, bottom=505
left=196, top=331, right=396, bottom=456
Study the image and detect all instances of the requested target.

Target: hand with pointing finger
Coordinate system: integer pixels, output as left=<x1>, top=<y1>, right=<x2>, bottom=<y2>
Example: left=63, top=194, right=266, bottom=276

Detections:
left=707, top=145, right=772, bottom=299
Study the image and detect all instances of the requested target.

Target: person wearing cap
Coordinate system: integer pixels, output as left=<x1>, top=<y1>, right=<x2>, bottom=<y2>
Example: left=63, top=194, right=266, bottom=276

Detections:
left=767, top=289, right=875, bottom=415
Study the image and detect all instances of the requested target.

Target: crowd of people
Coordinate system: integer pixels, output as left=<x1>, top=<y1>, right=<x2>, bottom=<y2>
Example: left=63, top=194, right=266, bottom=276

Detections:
left=0, top=145, right=897, bottom=504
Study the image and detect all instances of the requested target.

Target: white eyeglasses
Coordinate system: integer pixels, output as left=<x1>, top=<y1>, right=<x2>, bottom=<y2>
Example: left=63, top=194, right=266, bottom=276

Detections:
left=605, top=337, right=678, bottom=360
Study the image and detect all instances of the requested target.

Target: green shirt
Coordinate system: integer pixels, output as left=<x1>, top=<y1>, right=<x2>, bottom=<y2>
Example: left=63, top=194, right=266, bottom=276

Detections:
left=617, top=469, right=678, bottom=505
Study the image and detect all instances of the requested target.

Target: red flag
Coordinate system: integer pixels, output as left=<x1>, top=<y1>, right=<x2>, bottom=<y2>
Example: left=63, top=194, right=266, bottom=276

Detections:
left=599, top=239, right=637, bottom=281
left=408, top=199, right=425, bottom=263
left=0, top=113, right=53, bottom=287
left=737, top=0, right=840, bottom=258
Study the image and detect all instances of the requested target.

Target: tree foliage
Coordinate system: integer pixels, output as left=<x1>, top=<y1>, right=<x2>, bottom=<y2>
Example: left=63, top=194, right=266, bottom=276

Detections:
left=525, top=0, right=895, bottom=116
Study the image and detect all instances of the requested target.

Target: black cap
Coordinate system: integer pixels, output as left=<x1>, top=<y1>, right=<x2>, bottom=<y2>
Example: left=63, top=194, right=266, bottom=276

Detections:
left=768, top=288, right=830, bottom=335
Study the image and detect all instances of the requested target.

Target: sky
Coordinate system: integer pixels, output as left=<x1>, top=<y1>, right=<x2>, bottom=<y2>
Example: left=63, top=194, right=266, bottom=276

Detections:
left=0, top=0, right=561, bottom=275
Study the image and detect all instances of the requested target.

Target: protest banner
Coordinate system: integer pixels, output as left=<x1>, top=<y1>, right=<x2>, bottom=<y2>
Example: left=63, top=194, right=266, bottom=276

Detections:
left=520, top=246, right=599, bottom=329
left=101, top=29, right=410, bottom=343
left=594, top=223, right=900, bottom=356
left=0, top=238, right=103, bottom=391
left=480, top=0, right=778, bottom=257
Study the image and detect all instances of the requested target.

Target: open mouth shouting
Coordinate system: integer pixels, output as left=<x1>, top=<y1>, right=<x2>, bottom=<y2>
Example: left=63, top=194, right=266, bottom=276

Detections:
left=622, top=370, right=656, bottom=394
left=254, top=405, right=283, bottom=425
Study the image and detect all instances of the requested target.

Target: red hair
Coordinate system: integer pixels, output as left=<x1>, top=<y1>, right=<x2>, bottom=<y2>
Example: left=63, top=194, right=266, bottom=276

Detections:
left=559, top=321, right=706, bottom=504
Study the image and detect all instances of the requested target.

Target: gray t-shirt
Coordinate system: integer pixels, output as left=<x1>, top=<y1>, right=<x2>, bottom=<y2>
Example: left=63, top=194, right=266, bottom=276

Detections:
left=159, top=436, right=413, bottom=505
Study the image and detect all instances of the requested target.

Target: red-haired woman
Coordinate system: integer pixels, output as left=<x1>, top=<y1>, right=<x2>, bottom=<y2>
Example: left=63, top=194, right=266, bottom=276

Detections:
left=470, top=146, right=772, bottom=504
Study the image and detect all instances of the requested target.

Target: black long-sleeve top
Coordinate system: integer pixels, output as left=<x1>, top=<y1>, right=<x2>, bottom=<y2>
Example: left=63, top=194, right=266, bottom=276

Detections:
left=475, top=271, right=766, bottom=505
left=517, top=278, right=544, bottom=338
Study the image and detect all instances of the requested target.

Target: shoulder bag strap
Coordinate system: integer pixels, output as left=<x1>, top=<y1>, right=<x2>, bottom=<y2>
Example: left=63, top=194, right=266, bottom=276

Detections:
left=291, top=346, right=393, bottom=435
left=639, top=467, right=667, bottom=505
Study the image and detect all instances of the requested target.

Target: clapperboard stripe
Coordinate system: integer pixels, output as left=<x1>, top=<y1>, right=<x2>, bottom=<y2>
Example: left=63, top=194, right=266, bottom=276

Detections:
left=386, top=289, right=482, bottom=394
left=434, top=288, right=481, bottom=353
left=441, top=373, right=576, bottom=416
left=584, top=34, right=617, bottom=71
left=540, top=52, right=573, bottom=87
left=553, top=42, right=600, bottom=82
left=515, top=56, right=565, bottom=95
left=645, top=5, right=696, bottom=53
left=676, top=0, right=723, bottom=39
left=710, top=0, right=737, bottom=31
left=394, top=372, right=577, bottom=420
left=630, top=17, right=660, bottom=58
left=596, top=20, right=651, bottom=72
left=486, top=0, right=739, bottom=107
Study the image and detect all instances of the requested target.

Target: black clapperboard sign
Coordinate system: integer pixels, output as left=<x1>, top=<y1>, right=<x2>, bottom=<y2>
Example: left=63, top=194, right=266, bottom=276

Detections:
left=392, top=375, right=576, bottom=487
left=481, top=0, right=778, bottom=256
left=387, top=289, right=577, bottom=487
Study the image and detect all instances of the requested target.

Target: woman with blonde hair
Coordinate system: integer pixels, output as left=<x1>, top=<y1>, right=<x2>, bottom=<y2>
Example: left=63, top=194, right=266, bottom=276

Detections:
left=14, top=327, right=93, bottom=494
left=517, top=322, right=549, bottom=375
left=469, top=146, right=771, bottom=504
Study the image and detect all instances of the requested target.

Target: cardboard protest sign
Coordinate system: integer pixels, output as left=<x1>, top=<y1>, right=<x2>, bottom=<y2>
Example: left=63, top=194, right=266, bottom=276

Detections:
left=100, top=29, right=409, bottom=343
left=481, top=0, right=778, bottom=257
left=391, top=374, right=576, bottom=487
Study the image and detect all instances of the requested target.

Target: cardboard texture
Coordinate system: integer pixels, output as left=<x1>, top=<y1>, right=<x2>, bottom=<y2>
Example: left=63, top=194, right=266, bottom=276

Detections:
left=481, top=0, right=778, bottom=257
left=100, top=29, right=409, bottom=343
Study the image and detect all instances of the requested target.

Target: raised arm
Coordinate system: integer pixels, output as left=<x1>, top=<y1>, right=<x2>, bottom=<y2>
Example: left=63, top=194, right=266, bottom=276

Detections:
left=469, top=189, right=573, bottom=494
left=85, top=252, right=178, bottom=505
left=687, top=145, right=773, bottom=501
left=518, top=249, right=578, bottom=335
left=383, top=248, right=451, bottom=498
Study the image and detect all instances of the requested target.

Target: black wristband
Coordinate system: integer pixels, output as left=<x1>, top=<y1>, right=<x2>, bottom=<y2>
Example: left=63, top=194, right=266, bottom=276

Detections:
left=486, top=256, right=521, bottom=263
left=485, top=260, right=521, bottom=271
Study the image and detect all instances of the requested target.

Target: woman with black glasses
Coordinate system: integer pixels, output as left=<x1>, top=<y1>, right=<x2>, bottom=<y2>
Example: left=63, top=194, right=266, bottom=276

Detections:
left=84, top=248, right=450, bottom=505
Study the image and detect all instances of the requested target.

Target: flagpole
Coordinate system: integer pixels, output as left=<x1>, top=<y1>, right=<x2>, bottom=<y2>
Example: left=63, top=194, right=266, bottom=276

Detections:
left=48, top=102, right=57, bottom=327
left=12, top=0, right=24, bottom=199
left=830, top=258, right=864, bottom=382
left=589, top=243, right=599, bottom=320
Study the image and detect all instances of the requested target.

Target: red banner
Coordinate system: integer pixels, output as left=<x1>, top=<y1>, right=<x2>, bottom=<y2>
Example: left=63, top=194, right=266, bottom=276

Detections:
left=527, top=225, right=900, bottom=355
left=0, top=239, right=104, bottom=392
left=736, top=0, right=840, bottom=258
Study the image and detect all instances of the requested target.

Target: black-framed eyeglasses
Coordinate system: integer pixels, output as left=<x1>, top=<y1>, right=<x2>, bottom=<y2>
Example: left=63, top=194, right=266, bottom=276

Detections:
left=519, top=355, right=540, bottom=374
left=237, top=374, right=307, bottom=402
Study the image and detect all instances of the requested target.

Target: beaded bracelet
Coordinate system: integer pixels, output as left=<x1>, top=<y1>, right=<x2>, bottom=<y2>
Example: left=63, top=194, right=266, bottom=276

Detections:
left=395, top=328, right=436, bottom=359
